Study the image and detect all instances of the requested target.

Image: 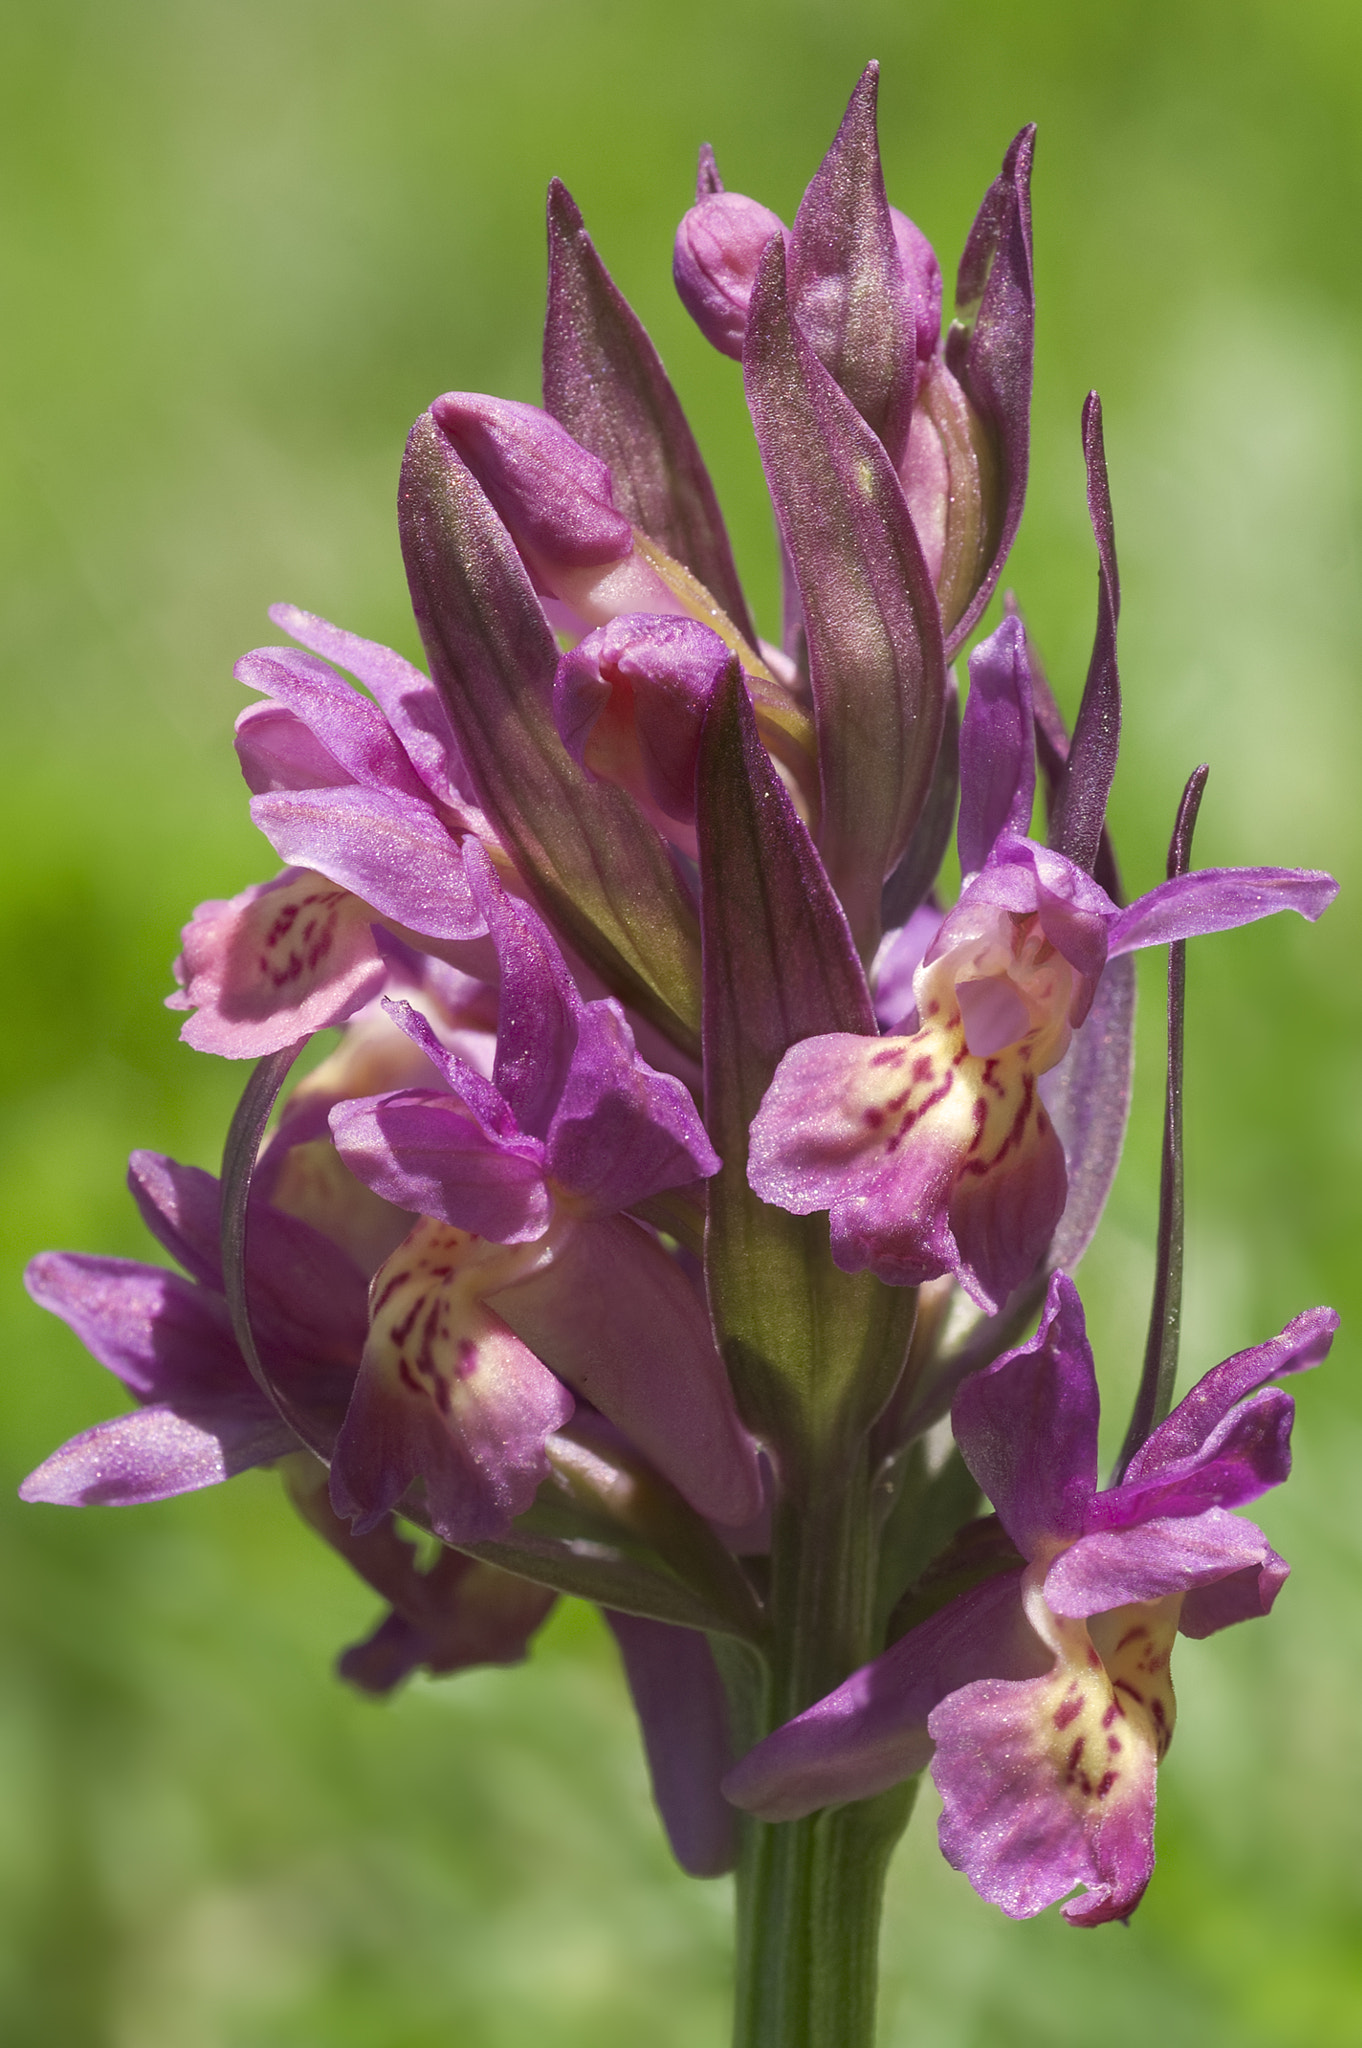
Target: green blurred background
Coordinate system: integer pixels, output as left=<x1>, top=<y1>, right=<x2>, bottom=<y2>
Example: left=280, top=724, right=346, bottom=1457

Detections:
left=2, top=0, right=1359, bottom=2040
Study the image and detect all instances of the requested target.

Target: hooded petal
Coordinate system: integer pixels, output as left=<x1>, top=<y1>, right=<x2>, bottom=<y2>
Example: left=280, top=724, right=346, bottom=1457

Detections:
left=235, top=646, right=431, bottom=801
left=269, top=603, right=469, bottom=808
left=956, top=615, right=1036, bottom=878
left=329, top=1089, right=551, bottom=1244
left=545, top=1000, right=719, bottom=1213
left=673, top=190, right=786, bottom=361
left=952, top=1274, right=1099, bottom=1556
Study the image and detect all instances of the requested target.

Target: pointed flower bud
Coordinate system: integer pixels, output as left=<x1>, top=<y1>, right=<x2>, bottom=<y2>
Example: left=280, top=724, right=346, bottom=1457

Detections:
left=673, top=191, right=788, bottom=360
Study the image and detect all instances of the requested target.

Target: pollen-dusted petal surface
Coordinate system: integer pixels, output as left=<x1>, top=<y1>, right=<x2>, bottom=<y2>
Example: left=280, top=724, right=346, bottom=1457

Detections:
left=329, top=1219, right=572, bottom=1545
left=930, top=1579, right=1178, bottom=1926
left=170, top=868, right=385, bottom=1056
left=748, top=1001, right=1065, bottom=1310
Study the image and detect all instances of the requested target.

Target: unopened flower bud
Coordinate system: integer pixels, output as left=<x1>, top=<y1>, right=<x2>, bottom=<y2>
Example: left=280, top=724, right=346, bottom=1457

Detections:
left=673, top=192, right=788, bottom=360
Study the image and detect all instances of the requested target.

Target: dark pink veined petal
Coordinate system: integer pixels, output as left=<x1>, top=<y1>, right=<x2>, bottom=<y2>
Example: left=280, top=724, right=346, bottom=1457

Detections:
left=956, top=615, right=1036, bottom=878
left=19, top=1402, right=296, bottom=1506
left=250, top=786, right=484, bottom=943
left=329, top=1220, right=573, bottom=1544
left=545, top=999, right=719, bottom=1214
left=605, top=1611, right=737, bottom=1877
left=952, top=1273, right=1099, bottom=1556
left=492, top=1214, right=763, bottom=1529
left=1093, top=1389, right=1297, bottom=1532
left=1107, top=866, right=1338, bottom=956
left=1123, top=1305, right=1337, bottom=1482
left=269, top=602, right=468, bottom=807
left=947, top=1098, right=1067, bottom=1313
left=168, top=868, right=386, bottom=1057
left=929, top=1663, right=1155, bottom=1927
left=235, top=646, right=431, bottom=802
left=329, top=1089, right=550, bottom=1244
left=1043, top=1508, right=1283, bottom=1619
left=722, top=1570, right=1038, bottom=1821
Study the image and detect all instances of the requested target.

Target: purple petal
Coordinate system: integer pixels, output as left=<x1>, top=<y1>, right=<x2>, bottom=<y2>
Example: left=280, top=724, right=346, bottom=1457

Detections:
left=605, top=1612, right=737, bottom=1877
left=20, top=1402, right=296, bottom=1507
left=952, top=1273, right=1099, bottom=1555
left=126, top=1152, right=369, bottom=1374
left=930, top=1662, right=1155, bottom=1926
left=939, top=126, right=1036, bottom=655
left=268, top=602, right=468, bottom=806
left=463, top=842, right=583, bottom=1140
left=743, top=233, right=947, bottom=955
left=329, top=1090, right=550, bottom=1243
left=1179, top=1550, right=1289, bottom=1639
left=24, top=1252, right=245, bottom=1401
left=1043, top=1508, right=1283, bottom=1619
left=1107, top=866, right=1339, bottom=956
left=544, top=179, right=756, bottom=641
left=947, top=1097, right=1067, bottom=1312
left=1124, top=1305, right=1337, bottom=1482
left=249, top=787, right=484, bottom=943
left=235, top=647, right=431, bottom=801
left=339, top=1550, right=556, bottom=1694
left=169, top=869, right=386, bottom=1057
left=493, top=1215, right=763, bottom=1529
left=1040, top=950, right=1136, bottom=1275
left=1095, top=1390, right=1297, bottom=1532
left=788, top=62, right=915, bottom=466
left=235, top=700, right=351, bottom=795
left=546, top=1000, right=718, bottom=1213
left=957, top=615, right=1036, bottom=877
left=673, top=191, right=786, bottom=361
left=975, top=837, right=1115, bottom=988
left=330, top=1220, right=574, bottom=1544
left=723, top=1570, right=1039, bottom=1820
left=871, top=901, right=944, bottom=1031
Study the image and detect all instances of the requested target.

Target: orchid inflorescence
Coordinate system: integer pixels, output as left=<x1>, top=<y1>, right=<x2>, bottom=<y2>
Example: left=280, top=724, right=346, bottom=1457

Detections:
left=23, top=58, right=1337, bottom=2028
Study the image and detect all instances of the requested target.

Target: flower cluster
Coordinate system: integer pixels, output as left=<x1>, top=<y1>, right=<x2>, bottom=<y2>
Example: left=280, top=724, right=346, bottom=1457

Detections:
left=24, top=62, right=1337, bottom=1933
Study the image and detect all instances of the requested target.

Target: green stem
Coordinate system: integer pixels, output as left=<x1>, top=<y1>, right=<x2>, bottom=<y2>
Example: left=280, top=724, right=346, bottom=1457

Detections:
left=730, top=1448, right=915, bottom=2048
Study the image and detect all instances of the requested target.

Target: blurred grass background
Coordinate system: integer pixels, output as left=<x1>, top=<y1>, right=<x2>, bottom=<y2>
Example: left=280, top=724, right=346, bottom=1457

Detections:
left=2, top=0, right=1360, bottom=2040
